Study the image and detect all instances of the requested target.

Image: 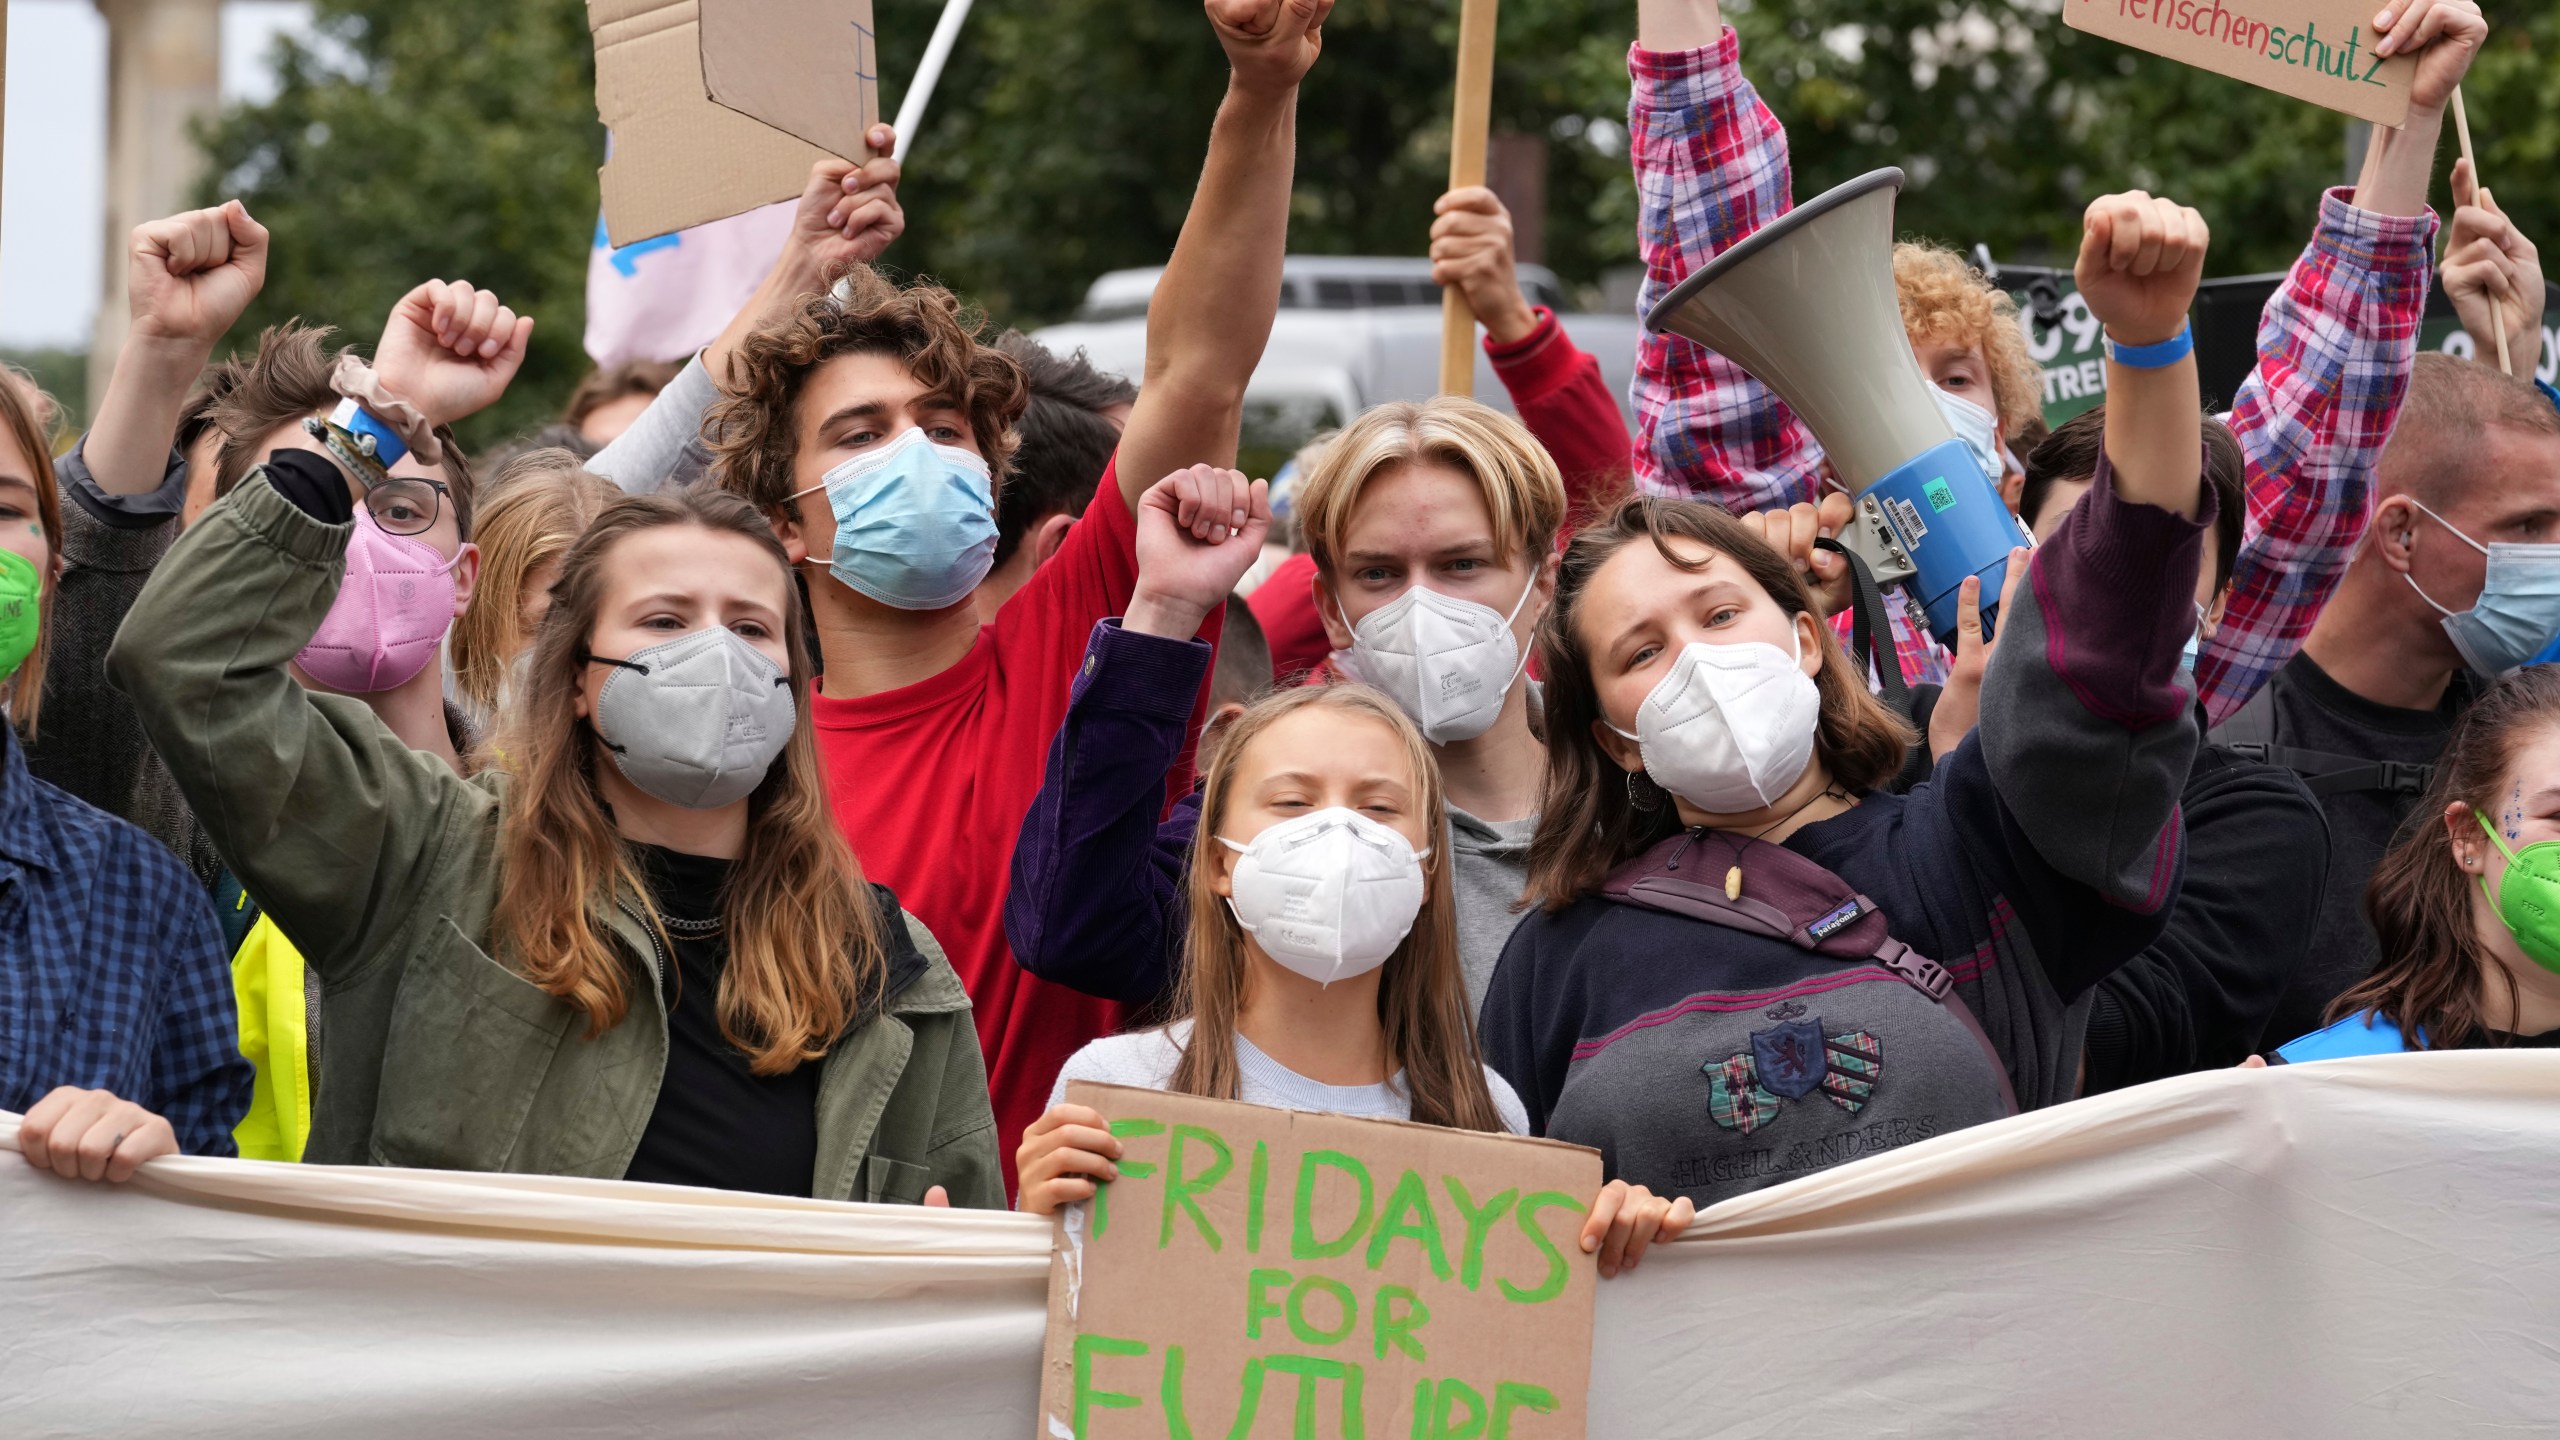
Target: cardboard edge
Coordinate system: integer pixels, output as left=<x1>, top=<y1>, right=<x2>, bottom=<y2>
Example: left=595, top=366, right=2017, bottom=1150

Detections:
left=1064, top=1080, right=1607, bottom=1162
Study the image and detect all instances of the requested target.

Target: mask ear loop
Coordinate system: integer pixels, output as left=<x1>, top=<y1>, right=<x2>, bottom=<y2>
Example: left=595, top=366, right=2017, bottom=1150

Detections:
left=2397, top=497, right=2492, bottom=619
left=2476, top=808, right=2527, bottom=902
left=1485, top=572, right=1545, bottom=701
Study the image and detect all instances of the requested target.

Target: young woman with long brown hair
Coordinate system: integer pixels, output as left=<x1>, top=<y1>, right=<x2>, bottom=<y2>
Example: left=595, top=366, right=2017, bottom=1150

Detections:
left=2276, top=665, right=2560, bottom=1060
left=109, top=434, right=1000, bottom=1204
left=1016, top=684, right=1692, bottom=1275
left=1480, top=191, right=2219, bottom=1207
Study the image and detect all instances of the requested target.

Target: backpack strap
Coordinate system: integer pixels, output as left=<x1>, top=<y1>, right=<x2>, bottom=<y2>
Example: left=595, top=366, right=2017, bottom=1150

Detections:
left=1601, top=830, right=1950, bottom=998
left=1600, top=829, right=2019, bottom=1114
left=2209, top=685, right=2437, bottom=798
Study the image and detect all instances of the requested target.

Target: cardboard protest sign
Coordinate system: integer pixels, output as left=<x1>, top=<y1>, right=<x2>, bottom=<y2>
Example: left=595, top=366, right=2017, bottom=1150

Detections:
left=1039, top=1082, right=1602, bottom=1440
left=589, top=0, right=835, bottom=247
left=2064, top=0, right=2413, bottom=126
left=699, top=0, right=883, bottom=161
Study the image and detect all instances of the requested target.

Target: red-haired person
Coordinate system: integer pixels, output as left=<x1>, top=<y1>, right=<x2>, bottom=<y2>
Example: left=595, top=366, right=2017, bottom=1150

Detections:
left=1482, top=192, right=2215, bottom=1206
left=1627, top=0, right=2481, bottom=702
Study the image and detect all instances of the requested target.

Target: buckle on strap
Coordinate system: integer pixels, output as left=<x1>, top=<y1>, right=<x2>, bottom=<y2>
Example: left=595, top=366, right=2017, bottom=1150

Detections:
left=2372, top=761, right=2435, bottom=796
left=1875, top=939, right=1953, bottom=1000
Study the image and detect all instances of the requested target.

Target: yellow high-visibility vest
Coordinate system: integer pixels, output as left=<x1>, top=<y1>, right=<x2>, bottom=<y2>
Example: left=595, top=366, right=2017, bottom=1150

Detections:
left=230, top=912, right=312, bottom=1163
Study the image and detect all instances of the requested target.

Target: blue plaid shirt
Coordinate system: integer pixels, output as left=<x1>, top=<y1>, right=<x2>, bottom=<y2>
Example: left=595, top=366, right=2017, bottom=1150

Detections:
left=0, top=724, right=247, bottom=1154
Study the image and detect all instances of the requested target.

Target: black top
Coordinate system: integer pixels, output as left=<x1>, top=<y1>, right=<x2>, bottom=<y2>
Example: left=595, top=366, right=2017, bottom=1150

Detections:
left=621, top=843, right=822, bottom=1197
left=2488, top=1027, right=2560, bottom=1049
left=2081, top=742, right=2331, bottom=1091
left=2229, top=653, right=2470, bottom=1045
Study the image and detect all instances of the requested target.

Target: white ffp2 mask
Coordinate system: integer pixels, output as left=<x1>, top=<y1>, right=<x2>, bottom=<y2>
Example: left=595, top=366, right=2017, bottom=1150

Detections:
left=1338, top=579, right=1537, bottom=744
left=1933, top=386, right=2004, bottom=486
left=1219, top=808, right=1430, bottom=986
left=1611, top=631, right=1821, bottom=814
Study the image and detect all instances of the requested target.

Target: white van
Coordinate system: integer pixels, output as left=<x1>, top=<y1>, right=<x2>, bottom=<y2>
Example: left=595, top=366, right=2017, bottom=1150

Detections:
left=1032, top=257, right=1640, bottom=458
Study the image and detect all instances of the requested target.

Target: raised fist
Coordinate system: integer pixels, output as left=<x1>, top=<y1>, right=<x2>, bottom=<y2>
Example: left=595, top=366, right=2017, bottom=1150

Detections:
left=371, top=279, right=534, bottom=429
left=127, top=200, right=268, bottom=349
left=2074, top=191, right=2209, bottom=350
left=1207, top=0, right=1334, bottom=95
left=1128, top=464, right=1272, bottom=639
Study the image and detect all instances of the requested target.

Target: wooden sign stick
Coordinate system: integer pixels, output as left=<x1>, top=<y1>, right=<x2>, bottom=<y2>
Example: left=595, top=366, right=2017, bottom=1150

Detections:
left=2448, top=85, right=2510, bottom=375
left=1439, top=0, right=1500, bottom=395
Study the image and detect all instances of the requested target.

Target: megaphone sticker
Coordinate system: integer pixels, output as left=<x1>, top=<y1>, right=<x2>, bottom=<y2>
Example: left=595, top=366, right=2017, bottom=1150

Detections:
left=1924, top=479, right=1958, bottom=513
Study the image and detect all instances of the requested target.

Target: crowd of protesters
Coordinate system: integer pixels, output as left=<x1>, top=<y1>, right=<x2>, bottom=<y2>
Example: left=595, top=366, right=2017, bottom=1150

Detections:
left=6, top=0, right=2555, bottom=1272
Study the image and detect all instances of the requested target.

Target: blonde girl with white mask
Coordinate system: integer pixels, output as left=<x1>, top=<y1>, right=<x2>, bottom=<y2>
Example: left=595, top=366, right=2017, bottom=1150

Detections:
left=1020, top=683, right=1691, bottom=1277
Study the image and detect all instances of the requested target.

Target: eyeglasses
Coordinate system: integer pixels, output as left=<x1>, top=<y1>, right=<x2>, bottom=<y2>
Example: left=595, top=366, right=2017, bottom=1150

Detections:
left=300, top=414, right=450, bottom=537
left=364, top=477, right=450, bottom=537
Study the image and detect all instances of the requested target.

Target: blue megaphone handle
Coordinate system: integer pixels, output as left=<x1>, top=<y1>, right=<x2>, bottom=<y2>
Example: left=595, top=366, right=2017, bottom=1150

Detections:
left=1865, top=438, right=2034, bottom=645
left=2529, top=631, right=2560, bottom=668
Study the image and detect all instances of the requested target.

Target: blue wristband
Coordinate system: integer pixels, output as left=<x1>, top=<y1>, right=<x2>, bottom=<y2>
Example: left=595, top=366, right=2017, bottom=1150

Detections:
left=330, top=398, right=410, bottom=468
left=2104, top=323, right=2194, bottom=370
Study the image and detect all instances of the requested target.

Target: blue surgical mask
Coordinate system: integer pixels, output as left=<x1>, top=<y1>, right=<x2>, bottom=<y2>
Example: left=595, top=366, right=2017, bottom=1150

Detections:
left=2402, top=498, right=2560, bottom=676
left=2179, top=600, right=2208, bottom=675
left=788, top=427, right=998, bottom=611
left=1932, top=386, right=2004, bottom=486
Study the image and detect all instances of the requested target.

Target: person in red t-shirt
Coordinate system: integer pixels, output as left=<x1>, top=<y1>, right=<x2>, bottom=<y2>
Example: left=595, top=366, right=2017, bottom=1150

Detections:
left=704, top=0, right=1329, bottom=1184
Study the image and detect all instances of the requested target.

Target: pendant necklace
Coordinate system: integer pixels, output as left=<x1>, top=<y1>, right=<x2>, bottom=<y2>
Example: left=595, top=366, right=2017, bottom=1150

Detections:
left=1721, top=787, right=1852, bottom=900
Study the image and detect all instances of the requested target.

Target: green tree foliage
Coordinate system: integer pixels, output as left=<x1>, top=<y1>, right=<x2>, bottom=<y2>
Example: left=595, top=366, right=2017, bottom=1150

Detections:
left=1726, top=0, right=2559, bottom=276
left=196, top=0, right=601, bottom=448
left=877, top=0, right=1644, bottom=322
left=195, top=0, right=2556, bottom=445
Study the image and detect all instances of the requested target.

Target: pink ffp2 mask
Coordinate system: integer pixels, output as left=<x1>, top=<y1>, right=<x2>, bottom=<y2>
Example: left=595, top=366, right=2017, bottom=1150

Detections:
left=296, top=507, right=464, bottom=694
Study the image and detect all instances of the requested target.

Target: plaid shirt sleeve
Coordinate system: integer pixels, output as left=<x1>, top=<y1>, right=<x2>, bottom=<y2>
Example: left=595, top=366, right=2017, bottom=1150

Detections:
left=144, top=858, right=251, bottom=1158
left=2194, top=188, right=2437, bottom=724
left=1629, top=29, right=1824, bottom=508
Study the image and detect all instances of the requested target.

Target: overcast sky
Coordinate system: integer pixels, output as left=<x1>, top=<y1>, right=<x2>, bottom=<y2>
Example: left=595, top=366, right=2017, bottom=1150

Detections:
left=3, top=0, right=313, bottom=349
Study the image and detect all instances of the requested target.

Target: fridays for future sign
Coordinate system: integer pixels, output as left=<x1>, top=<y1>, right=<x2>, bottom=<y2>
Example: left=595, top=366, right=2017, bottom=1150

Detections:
left=2066, top=0, right=2415, bottom=125
left=1039, top=1083, right=1604, bottom=1440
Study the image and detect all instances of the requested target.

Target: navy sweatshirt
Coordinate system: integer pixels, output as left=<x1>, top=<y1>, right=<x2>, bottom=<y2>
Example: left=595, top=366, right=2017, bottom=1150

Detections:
left=1004, top=619, right=1206, bottom=1007
left=1481, top=455, right=2206, bottom=1206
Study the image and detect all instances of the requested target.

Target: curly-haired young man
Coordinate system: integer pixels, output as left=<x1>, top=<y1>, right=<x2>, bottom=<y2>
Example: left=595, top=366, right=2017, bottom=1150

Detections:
left=707, top=0, right=1331, bottom=1184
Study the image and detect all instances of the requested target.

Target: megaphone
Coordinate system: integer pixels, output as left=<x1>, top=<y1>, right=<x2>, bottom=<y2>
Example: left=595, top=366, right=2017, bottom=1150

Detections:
left=1644, top=168, right=2029, bottom=644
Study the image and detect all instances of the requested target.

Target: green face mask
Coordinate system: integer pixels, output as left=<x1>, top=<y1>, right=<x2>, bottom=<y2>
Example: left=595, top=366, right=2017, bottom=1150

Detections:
left=0, top=548, right=41, bottom=681
left=2475, top=809, right=2560, bottom=975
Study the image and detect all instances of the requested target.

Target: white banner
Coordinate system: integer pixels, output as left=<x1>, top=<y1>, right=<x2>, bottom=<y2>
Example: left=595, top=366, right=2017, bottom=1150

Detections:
left=5, top=1053, right=2557, bottom=1438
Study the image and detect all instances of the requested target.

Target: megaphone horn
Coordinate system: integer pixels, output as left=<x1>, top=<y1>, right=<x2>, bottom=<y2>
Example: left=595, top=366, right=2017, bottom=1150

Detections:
left=1644, top=167, right=2029, bottom=644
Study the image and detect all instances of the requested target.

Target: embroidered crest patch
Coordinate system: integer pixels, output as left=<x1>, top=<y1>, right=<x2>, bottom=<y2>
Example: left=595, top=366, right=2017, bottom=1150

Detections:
left=1822, top=1031, right=1882, bottom=1113
left=1705, top=1028, right=1884, bottom=1130
left=1704, top=1052, right=1780, bottom=1135
left=1751, top=1018, right=1830, bottom=1100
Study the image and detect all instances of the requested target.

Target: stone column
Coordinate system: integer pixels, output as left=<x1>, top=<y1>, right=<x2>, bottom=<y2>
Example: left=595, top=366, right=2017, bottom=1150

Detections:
left=88, top=0, right=223, bottom=418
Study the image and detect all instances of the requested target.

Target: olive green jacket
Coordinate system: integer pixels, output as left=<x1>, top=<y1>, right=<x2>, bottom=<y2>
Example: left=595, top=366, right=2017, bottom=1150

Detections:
left=107, top=475, right=1003, bottom=1207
